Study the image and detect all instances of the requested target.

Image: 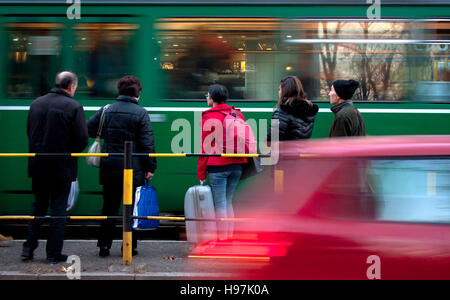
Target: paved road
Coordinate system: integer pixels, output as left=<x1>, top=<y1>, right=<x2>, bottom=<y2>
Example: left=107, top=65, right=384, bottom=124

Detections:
left=0, top=240, right=232, bottom=280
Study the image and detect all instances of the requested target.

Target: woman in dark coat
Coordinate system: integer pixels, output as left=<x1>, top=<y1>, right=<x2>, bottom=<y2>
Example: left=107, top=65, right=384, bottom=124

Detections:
left=87, top=76, right=156, bottom=257
left=267, top=76, right=319, bottom=142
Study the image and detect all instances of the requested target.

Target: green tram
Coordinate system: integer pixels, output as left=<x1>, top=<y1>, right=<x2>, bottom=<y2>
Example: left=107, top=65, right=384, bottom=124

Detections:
left=0, top=0, right=449, bottom=217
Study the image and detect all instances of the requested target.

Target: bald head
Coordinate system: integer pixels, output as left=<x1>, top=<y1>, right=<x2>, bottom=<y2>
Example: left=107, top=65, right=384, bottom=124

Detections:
left=55, top=71, right=78, bottom=96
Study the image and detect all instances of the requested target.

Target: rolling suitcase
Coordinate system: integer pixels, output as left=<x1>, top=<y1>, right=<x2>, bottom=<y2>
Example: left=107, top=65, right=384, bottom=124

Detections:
left=184, top=181, right=217, bottom=243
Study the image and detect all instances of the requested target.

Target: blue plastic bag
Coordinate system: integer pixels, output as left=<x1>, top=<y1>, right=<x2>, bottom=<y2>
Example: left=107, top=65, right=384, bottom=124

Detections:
left=132, top=180, right=159, bottom=230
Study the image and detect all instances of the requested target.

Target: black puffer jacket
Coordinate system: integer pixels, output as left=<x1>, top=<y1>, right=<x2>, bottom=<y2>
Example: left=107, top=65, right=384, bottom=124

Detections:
left=87, top=96, right=156, bottom=186
left=267, top=98, right=319, bottom=142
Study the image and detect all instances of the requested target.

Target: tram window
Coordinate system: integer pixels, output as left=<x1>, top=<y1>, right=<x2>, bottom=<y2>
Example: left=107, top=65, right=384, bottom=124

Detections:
left=5, top=23, right=63, bottom=99
left=73, top=23, right=139, bottom=99
left=284, top=20, right=450, bottom=102
left=156, top=19, right=449, bottom=102
left=283, top=21, right=417, bottom=101
left=155, top=18, right=285, bottom=101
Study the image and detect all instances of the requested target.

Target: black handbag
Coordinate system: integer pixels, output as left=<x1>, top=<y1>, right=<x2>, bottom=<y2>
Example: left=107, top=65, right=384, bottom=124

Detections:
left=240, top=157, right=264, bottom=180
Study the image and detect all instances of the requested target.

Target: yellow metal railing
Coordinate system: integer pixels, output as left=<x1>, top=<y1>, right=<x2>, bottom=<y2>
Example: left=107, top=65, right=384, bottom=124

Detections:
left=0, top=145, right=266, bottom=265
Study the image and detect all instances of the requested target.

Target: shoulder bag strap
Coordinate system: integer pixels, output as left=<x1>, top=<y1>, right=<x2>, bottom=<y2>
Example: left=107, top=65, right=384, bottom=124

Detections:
left=96, top=104, right=111, bottom=138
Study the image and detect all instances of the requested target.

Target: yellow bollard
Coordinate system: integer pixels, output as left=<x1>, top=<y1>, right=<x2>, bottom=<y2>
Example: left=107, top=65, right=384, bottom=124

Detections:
left=122, top=141, right=133, bottom=265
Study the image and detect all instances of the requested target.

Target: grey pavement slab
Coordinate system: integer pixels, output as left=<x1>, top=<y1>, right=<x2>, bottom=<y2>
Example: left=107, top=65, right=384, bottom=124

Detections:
left=0, top=240, right=232, bottom=280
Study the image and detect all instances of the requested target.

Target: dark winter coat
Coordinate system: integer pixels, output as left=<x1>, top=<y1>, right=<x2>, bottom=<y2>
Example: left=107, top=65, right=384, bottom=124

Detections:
left=27, top=88, right=89, bottom=181
left=267, top=98, right=319, bottom=142
left=87, top=95, right=156, bottom=186
left=329, top=101, right=366, bottom=137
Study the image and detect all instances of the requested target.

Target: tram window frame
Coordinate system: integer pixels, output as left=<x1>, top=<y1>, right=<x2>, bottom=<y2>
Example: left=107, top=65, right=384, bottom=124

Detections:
left=156, top=18, right=450, bottom=103
left=4, top=22, right=65, bottom=100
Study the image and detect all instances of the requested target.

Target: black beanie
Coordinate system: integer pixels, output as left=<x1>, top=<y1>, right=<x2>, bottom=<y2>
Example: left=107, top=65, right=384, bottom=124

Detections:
left=333, top=80, right=360, bottom=100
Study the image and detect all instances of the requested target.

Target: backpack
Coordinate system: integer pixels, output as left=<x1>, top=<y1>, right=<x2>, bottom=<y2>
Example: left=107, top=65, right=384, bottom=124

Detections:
left=220, top=106, right=257, bottom=154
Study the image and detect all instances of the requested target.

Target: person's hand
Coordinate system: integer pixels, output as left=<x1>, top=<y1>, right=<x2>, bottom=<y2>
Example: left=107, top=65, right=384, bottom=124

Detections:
left=145, top=172, right=154, bottom=180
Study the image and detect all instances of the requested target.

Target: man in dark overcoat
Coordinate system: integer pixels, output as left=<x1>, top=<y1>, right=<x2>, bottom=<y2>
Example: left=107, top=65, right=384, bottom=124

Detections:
left=23, top=71, right=88, bottom=263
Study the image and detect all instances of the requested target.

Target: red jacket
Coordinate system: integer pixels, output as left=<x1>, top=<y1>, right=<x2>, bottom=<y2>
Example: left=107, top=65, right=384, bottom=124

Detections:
left=197, top=103, right=248, bottom=180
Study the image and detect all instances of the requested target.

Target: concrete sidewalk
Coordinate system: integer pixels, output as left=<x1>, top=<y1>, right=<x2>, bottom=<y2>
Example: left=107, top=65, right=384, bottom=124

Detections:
left=0, top=240, right=231, bottom=280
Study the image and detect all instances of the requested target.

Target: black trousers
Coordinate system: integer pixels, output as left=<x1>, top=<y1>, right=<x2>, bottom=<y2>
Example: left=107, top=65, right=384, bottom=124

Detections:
left=24, top=177, right=71, bottom=258
left=97, top=183, right=138, bottom=250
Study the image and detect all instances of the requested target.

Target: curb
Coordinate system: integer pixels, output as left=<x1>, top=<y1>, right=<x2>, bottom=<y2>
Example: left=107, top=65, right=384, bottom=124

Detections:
left=0, top=271, right=232, bottom=280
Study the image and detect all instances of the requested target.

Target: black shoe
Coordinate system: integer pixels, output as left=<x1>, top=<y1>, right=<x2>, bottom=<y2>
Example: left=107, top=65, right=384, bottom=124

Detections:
left=47, top=254, right=68, bottom=264
left=21, top=246, right=34, bottom=261
left=99, top=246, right=110, bottom=257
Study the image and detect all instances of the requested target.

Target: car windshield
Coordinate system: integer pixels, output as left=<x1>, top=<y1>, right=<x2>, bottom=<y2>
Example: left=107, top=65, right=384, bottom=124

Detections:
left=235, top=157, right=450, bottom=225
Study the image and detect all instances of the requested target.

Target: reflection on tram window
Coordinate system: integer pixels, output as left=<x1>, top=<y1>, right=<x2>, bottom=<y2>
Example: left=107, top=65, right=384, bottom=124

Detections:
left=156, top=18, right=450, bottom=102
left=74, top=23, right=139, bottom=99
left=5, top=23, right=63, bottom=98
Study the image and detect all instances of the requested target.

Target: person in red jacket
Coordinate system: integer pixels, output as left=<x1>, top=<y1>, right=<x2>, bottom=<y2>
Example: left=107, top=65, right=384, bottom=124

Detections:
left=197, top=84, right=247, bottom=240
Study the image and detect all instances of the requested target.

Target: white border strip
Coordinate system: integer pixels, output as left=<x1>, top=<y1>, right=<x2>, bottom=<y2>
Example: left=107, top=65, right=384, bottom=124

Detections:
left=287, top=39, right=450, bottom=45
left=358, top=109, right=450, bottom=114
left=1, top=106, right=450, bottom=114
left=0, top=106, right=29, bottom=111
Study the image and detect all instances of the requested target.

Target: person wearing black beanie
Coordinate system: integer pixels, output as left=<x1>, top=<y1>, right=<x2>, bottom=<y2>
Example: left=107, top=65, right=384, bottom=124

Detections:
left=332, top=80, right=360, bottom=100
left=328, top=79, right=366, bottom=137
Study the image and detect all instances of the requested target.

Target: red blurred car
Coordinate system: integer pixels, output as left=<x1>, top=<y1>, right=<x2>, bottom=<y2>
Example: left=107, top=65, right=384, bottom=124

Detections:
left=189, top=136, right=450, bottom=280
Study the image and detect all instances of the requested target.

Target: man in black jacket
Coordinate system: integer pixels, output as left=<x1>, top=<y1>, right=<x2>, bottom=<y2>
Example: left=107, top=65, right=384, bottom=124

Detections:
left=87, top=75, right=156, bottom=257
left=23, top=71, right=89, bottom=263
left=328, top=80, right=366, bottom=137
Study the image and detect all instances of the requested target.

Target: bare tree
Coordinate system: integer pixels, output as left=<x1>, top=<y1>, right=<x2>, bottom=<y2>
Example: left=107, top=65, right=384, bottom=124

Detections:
left=318, top=21, right=409, bottom=101
left=320, top=22, right=343, bottom=90
left=351, top=22, right=408, bottom=101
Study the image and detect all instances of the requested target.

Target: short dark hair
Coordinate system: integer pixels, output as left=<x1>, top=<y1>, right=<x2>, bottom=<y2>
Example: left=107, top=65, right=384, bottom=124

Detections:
left=208, top=84, right=228, bottom=104
left=55, top=71, right=77, bottom=89
left=118, top=75, right=142, bottom=98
